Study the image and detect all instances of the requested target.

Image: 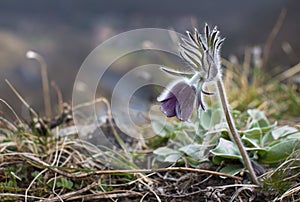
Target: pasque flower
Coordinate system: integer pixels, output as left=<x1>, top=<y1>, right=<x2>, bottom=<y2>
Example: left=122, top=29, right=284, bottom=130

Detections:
left=157, top=79, right=196, bottom=121
left=157, top=24, right=260, bottom=185
left=158, top=24, right=224, bottom=121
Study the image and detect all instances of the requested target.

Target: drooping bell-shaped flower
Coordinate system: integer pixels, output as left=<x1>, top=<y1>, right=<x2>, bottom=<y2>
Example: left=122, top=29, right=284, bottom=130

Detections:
left=158, top=24, right=224, bottom=121
left=157, top=80, right=196, bottom=121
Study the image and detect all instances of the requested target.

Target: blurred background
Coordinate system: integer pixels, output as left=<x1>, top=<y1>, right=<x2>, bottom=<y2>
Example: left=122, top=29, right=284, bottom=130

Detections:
left=0, top=0, right=299, bottom=118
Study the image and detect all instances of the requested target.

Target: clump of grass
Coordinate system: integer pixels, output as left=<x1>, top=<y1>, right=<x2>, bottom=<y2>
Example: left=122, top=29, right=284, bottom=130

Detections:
left=0, top=79, right=146, bottom=201
left=223, top=49, right=300, bottom=120
left=261, top=153, right=300, bottom=201
left=0, top=105, right=150, bottom=201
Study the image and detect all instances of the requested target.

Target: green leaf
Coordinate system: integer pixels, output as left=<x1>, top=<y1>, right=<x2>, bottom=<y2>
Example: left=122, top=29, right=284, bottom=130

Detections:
left=271, top=125, right=299, bottom=140
left=259, top=139, right=300, bottom=164
left=185, top=156, right=202, bottom=167
left=179, top=144, right=204, bottom=159
left=211, top=109, right=224, bottom=126
left=153, top=147, right=179, bottom=156
left=56, top=178, right=73, bottom=190
left=61, top=178, right=73, bottom=190
left=173, top=130, right=194, bottom=145
left=241, top=125, right=275, bottom=148
left=211, top=138, right=242, bottom=164
left=242, top=127, right=263, bottom=136
left=151, top=117, right=174, bottom=137
left=153, top=147, right=182, bottom=163
left=247, top=109, right=270, bottom=129
left=31, top=171, right=40, bottom=178
left=242, top=135, right=261, bottom=148
left=242, top=122, right=276, bottom=136
left=164, top=154, right=182, bottom=163
left=220, top=164, right=244, bottom=177
left=212, top=156, right=224, bottom=165
left=261, top=131, right=275, bottom=146
left=286, top=132, right=300, bottom=139
left=199, top=109, right=213, bottom=130
left=198, top=108, right=223, bottom=130
left=245, top=147, right=267, bottom=152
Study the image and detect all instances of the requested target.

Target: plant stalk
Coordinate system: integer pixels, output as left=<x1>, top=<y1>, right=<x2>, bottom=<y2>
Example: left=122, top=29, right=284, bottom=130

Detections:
left=216, top=77, right=259, bottom=185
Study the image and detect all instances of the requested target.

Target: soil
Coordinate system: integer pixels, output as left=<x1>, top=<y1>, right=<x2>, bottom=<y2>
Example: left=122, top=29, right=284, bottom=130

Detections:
left=92, top=169, right=269, bottom=202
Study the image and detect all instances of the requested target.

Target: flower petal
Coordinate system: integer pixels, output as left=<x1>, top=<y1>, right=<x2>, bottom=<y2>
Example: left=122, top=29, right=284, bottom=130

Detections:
left=160, top=96, right=177, bottom=117
left=174, top=83, right=196, bottom=121
left=157, top=79, right=189, bottom=102
left=158, top=80, right=196, bottom=121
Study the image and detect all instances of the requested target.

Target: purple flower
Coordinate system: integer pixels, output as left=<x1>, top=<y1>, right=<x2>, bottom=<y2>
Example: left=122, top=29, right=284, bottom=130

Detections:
left=158, top=24, right=223, bottom=121
left=157, top=80, right=196, bottom=121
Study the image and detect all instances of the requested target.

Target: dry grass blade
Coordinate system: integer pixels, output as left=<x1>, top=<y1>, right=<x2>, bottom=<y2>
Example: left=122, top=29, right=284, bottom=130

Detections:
left=0, top=193, right=46, bottom=200
left=275, top=62, right=300, bottom=82
left=26, top=153, right=244, bottom=180
left=42, top=182, right=98, bottom=202
left=65, top=190, right=143, bottom=201
left=262, top=8, right=287, bottom=68
left=26, top=50, right=52, bottom=117
left=5, top=79, right=39, bottom=118
left=275, top=184, right=300, bottom=201
left=25, top=168, right=48, bottom=202
left=0, top=98, right=23, bottom=127
left=51, top=81, right=64, bottom=112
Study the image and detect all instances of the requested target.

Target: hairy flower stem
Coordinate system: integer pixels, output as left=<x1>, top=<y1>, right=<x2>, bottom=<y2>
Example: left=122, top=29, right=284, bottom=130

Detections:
left=216, top=77, right=260, bottom=185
